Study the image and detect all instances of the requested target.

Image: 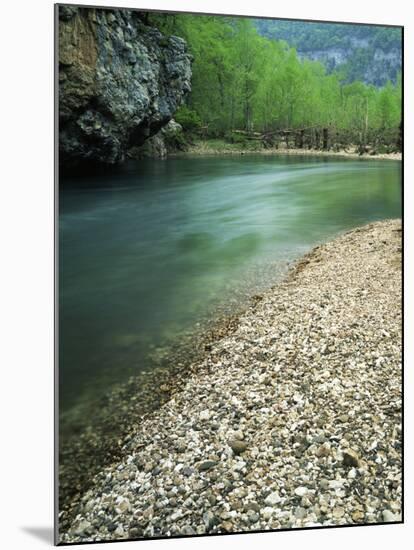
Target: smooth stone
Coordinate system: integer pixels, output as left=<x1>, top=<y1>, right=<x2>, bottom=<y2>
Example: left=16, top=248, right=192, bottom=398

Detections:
left=117, top=498, right=130, bottom=513
left=114, top=525, right=125, bottom=537
left=229, top=439, right=248, bottom=455
left=301, top=496, right=312, bottom=508
left=198, top=460, right=218, bottom=472
left=319, top=478, right=330, bottom=490
left=342, top=449, right=362, bottom=467
left=246, top=502, right=260, bottom=512
left=329, top=479, right=345, bottom=489
left=261, top=507, right=274, bottom=520
left=315, top=442, right=331, bottom=457
left=265, top=491, right=281, bottom=506
left=332, top=506, right=345, bottom=518
left=73, top=519, right=91, bottom=536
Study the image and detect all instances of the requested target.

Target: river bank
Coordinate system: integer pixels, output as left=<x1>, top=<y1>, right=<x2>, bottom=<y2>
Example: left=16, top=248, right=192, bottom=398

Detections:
left=61, top=218, right=402, bottom=543
left=172, top=139, right=401, bottom=161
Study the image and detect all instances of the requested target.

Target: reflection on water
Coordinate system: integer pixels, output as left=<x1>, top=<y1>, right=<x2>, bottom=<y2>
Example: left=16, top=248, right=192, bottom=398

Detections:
left=59, top=155, right=401, bottom=412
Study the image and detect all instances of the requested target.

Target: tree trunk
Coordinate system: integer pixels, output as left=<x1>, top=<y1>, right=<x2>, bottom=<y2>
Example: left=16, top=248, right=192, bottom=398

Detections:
left=298, top=129, right=304, bottom=149
left=315, top=129, right=320, bottom=149
left=364, top=98, right=369, bottom=148
left=323, top=128, right=329, bottom=150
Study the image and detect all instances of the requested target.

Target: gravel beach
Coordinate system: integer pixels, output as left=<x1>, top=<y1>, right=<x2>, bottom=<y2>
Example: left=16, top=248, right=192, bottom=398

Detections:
left=61, top=219, right=402, bottom=543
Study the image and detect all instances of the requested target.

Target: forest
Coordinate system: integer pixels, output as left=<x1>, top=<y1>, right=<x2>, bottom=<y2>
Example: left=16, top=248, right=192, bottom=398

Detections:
left=147, top=14, right=402, bottom=154
left=255, top=20, right=402, bottom=54
left=255, top=19, right=402, bottom=86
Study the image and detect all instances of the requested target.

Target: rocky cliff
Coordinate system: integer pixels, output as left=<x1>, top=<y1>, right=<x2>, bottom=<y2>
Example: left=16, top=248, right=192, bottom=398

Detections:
left=254, top=19, right=402, bottom=86
left=58, top=6, right=192, bottom=167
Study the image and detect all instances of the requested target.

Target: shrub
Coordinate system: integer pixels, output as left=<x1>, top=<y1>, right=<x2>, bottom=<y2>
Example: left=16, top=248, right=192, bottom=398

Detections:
left=174, top=106, right=202, bottom=132
left=224, top=131, right=247, bottom=144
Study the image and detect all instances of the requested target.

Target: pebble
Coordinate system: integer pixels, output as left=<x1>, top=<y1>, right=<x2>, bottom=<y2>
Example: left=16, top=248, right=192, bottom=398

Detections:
left=114, top=525, right=125, bottom=538
left=221, top=521, right=233, bottom=532
left=265, top=491, right=281, bottom=506
left=319, top=478, right=330, bottom=490
left=249, top=513, right=260, bottom=523
left=72, top=519, right=91, bottom=536
left=332, top=507, right=345, bottom=519
left=315, top=442, right=331, bottom=457
left=294, top=487, right=308, bottom=497
left=200, top=410, right=211, bottom=421
left=198, top=460, right=218, bottom=472
left=246, top=502, right=260, bottom=512
left=343, top=449, right=362, bottom=468
left=229, top=439, right=248, bottom=455
left=261, top=507, right=274, bottom=520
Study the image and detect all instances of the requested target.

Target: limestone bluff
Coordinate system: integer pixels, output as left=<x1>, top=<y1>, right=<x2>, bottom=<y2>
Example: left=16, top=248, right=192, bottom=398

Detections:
left=58, top=6, right=192, bottom=167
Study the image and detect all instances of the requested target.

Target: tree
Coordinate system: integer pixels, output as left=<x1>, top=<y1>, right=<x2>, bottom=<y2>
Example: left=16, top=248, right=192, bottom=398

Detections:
left=151, top=13, right=401, bottom=149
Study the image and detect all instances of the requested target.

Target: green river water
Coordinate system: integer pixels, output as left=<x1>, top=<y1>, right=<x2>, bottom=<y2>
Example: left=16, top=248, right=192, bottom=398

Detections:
left=59, top=155, right=401, bottom=413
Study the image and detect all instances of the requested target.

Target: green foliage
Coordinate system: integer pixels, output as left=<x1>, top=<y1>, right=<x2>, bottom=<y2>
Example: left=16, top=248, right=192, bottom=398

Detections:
left=150, top=13, right=401, bottom=145
left=254, top=19, right=402, bottom=86
left=372, top=27, right=402, bottom=53
left=254, top=20, right=402, bottom=53
left=376, top=81, right=400, bottom=128
left=174, top=106, right=202, bottom=132
left=224, top=131, right=248, bottom=144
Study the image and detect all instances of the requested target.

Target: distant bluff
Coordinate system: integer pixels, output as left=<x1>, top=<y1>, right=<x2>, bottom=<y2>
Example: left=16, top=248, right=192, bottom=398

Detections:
left=254, top=19, right=401, bottom=87
left=58, top=6, right=192, bottom=167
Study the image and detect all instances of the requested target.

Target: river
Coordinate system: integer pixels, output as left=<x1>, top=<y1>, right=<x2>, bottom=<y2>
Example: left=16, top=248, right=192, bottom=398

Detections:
left=59, top=155, right=401, bottom=415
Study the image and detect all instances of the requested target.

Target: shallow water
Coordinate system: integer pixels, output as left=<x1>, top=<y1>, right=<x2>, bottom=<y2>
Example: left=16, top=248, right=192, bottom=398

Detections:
left=59, top=155, right=401, bottom=412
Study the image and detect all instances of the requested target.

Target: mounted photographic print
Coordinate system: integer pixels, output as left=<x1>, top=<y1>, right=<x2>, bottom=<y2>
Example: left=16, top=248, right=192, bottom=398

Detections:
left=55, top=3, right=403, bottom=545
